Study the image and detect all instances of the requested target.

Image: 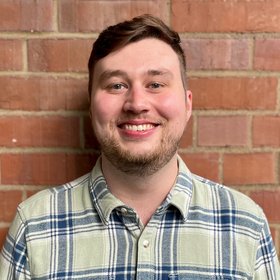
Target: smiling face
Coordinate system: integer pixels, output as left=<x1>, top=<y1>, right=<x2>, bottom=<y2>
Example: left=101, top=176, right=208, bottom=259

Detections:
left=90, top=38, right=192, bottom=176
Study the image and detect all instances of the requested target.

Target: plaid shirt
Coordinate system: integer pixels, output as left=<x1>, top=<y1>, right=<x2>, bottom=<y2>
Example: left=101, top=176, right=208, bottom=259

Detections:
left=1, top=157, right=279, bottom=279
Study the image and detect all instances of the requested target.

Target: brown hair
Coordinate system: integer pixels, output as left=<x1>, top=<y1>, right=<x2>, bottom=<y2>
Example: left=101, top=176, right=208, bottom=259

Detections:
left=88, top=14, right=187, bottom=96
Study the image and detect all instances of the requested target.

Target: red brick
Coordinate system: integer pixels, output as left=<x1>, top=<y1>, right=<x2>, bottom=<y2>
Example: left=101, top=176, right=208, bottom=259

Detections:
left=172, top=0, right=280, bottom=33
left=1, top=153, right=97, bottom=185
left=254, top=39, right=280, bottom=71
left=0, top=76, right=88, bottom=111
left=1, top=154, right=67, bottom=185
left=183, top=39, right=249, bottom=70
left=83, top=116, right=100, bottom=150
left=0, top=228, right=9, bottom=250
left=179, top=117, right=193, bottom=148
left=0, top=116, right=80, bottom=148
left=273, top=228, right=280, bottom=258
left=250, top=190, right=280, bottom=223
left=28, top=39, right=93, bottom=72
left=0, top=191, right=22, bottom=222
left=59, top=0, right=169, bottom=32
left=270, top=227, right=276, bottom=243
left=66, top=153, right=99, bottom=182
left=253, top=116, right=280, bottom=147
left=26, top=190, right=41, bottom=199
left=198, top=116, right=248, bottom=147
left=223, top=153, right=276, bottom=185
left=0, top=40, right=23, bottom=70
left=190, top=77, right=277, bottom=110
left=180, top=153, right=220, bottom=182
left=0, top=0, right=53, bottom=31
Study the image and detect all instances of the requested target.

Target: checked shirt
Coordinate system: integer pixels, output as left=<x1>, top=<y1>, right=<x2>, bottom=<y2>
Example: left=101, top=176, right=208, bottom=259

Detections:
left=0, top=157, right=279, bottom=279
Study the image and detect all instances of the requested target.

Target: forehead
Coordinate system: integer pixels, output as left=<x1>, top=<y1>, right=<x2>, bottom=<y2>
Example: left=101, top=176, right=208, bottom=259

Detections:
left=93, top=38, right=181, bottom=78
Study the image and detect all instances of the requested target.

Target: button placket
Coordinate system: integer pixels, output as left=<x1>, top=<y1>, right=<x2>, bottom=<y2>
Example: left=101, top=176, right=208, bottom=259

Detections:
left=136, top=227, right=155, bottom=280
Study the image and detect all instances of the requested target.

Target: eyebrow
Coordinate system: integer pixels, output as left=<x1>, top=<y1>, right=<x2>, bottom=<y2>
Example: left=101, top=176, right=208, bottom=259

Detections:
left=98, top=68, right=173, bottom=84
left=98, top=70, right=129, bottom=84
left=146, top=69, right=173, bottom=78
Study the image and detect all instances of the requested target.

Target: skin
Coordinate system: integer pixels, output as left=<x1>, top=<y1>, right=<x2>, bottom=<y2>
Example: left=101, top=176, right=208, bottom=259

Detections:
left=90, top=38, right=192, bottom=226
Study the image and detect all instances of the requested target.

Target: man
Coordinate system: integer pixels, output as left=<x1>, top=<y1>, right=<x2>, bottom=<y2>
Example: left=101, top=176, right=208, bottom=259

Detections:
left=0, top=14, right=279, bottom=279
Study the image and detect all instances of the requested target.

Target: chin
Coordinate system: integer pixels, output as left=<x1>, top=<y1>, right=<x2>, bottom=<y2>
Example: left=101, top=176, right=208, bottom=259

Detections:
left=99, top=132, right=180, bottom=175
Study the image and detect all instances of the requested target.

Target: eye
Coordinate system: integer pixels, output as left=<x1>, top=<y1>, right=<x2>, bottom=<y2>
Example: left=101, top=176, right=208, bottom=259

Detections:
left=106, top=83, right=128, bottom=93
left=112, top=83, right=126, bottom=90
left=148, top=82, right=164, bottom=89
left=150, top=83, right=161, bottom=88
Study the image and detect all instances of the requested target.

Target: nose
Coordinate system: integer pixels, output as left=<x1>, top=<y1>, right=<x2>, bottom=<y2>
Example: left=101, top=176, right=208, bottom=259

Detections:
left=122, top=86, right=149, bottom=114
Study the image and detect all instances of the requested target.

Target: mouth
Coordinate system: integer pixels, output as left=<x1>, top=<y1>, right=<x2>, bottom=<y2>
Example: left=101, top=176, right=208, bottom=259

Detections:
left=120, top=123, right=156, bottom=132
left=117, top=120, right=161, bottom=134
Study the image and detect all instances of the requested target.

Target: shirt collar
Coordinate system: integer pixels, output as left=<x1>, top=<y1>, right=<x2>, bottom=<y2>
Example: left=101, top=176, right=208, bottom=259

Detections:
left=167, top=156, right=193, bottom=222
left=88, top=156, right=193, bottom=225
left=88, top=158, right=126, bottom=225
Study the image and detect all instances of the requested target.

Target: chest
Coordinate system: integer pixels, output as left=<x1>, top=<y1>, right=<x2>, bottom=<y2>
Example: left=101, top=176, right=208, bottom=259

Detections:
left=27, top=209, right=254, bottom=279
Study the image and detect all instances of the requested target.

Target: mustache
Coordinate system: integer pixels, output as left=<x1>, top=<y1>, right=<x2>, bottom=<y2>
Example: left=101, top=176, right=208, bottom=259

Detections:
left=116, top=113, right=164, bottom=126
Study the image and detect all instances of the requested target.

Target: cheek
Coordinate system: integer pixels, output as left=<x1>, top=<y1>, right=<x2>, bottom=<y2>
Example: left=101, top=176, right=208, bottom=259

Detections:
left=90, top=96, right=119, bottom=125
left=156, top=94, right=187, bottom=120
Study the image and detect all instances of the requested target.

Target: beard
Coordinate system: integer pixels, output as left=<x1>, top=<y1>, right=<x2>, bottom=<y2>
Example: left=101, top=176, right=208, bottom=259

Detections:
left=96, top=127, right=181, bottom=177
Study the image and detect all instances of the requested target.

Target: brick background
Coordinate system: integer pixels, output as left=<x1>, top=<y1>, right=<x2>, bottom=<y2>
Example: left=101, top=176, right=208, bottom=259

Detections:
left=0, top=0, right=279, bottom=258
left=0, top=40, right=23, bottom=70
left=0, top=0, right=53, bottom=31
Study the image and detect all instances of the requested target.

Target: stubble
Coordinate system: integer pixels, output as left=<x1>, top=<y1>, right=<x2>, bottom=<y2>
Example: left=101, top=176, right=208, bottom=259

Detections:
left=97, top=124, right=181, bottom=177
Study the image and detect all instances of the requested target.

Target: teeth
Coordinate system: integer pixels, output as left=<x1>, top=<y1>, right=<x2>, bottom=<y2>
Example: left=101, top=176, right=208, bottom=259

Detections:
left=124, top=124, right=154, bottom=131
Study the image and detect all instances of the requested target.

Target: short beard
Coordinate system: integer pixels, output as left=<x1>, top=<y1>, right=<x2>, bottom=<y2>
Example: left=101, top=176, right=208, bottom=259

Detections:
left=98, top=134, right=180, bottom=177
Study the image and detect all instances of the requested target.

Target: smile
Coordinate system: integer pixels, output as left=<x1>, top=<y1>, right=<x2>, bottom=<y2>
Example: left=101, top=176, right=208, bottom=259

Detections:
left=122, top=124, right=155, bottom=131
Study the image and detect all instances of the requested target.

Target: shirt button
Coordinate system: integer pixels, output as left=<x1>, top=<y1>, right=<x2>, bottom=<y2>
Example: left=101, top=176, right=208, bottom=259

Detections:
left=120, top=207, right=128, bottom=215
left=143, top=240, right=150, bottom=248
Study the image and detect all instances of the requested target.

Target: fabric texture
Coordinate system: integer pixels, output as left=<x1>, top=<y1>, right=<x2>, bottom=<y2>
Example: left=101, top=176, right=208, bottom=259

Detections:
left=0, top=157, right=279, bottom=279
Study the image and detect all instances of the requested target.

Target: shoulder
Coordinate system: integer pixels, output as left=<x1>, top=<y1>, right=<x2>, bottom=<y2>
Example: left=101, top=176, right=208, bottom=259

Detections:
left=178, top=156, right=265, bottom=222
left=189, top=174, right=268, bottom=242
left=191, top=174, right=265, bottom=223
left=17, top=173, right=91, bottom=222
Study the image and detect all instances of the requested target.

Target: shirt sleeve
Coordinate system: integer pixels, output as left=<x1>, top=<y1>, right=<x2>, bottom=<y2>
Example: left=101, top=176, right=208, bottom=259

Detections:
left=254, top=212, right=280, bottom=280
left=0, top=211, right=31, bottom=280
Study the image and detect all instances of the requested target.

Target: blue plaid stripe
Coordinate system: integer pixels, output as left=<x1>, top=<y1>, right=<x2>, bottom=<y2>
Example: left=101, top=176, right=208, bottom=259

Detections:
left=0, top=157, right=279, bottom=279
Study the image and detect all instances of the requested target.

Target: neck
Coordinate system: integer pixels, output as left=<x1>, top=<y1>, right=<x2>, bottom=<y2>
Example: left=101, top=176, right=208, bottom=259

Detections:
left=101, top=154, right=179, bottom=226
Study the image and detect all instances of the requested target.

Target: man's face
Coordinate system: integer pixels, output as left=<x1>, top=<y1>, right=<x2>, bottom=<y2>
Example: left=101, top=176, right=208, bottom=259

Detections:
left=90, top=38, right=192, bottom=176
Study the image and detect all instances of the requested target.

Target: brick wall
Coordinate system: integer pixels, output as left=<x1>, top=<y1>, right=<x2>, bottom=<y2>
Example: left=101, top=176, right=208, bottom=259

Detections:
left=0, top=0, right=279, bottom=258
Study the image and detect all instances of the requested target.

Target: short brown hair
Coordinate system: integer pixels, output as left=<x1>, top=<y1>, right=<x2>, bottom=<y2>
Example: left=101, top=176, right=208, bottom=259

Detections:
left=88, top=14, right=187, bottom=96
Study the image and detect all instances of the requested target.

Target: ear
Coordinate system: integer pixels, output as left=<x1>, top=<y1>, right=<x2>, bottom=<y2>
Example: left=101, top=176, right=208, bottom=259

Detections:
left=185, top=90, right=192, bottom=121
